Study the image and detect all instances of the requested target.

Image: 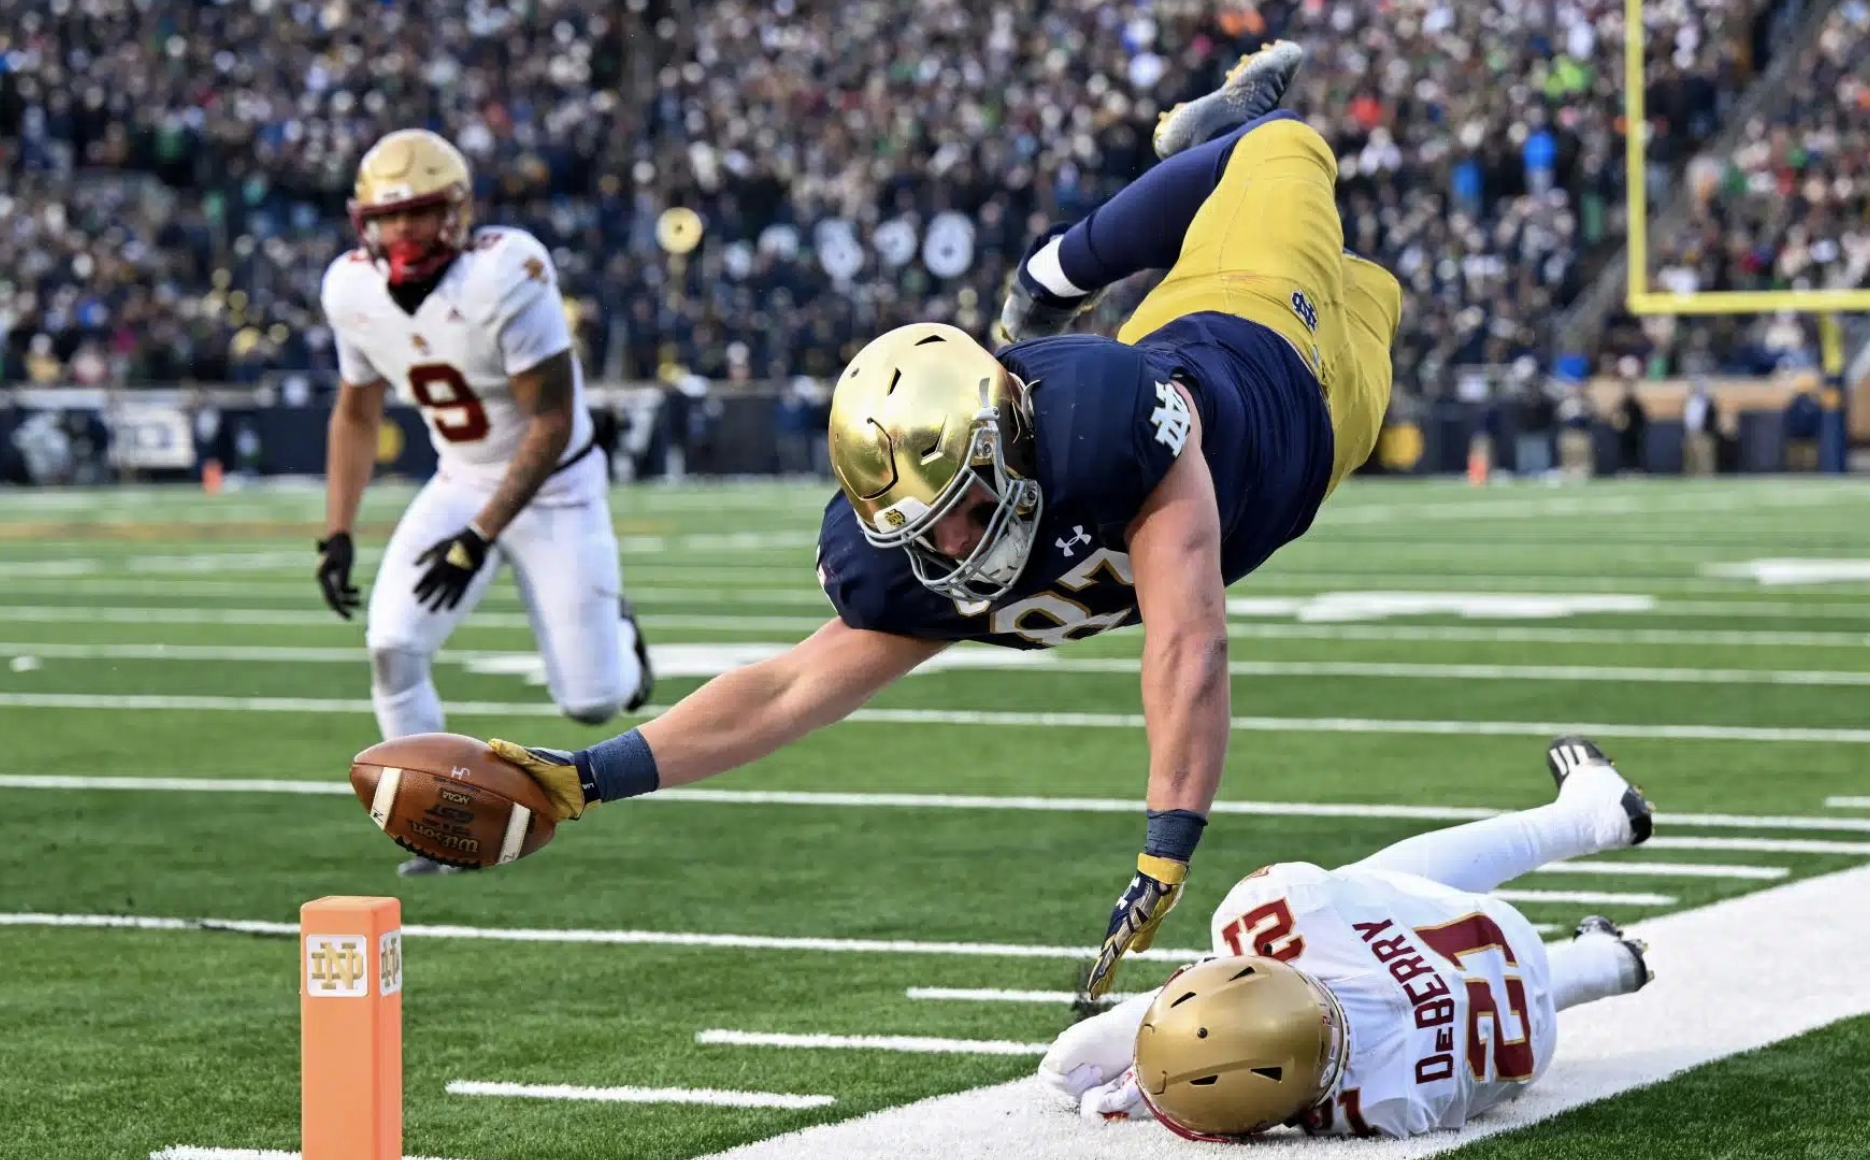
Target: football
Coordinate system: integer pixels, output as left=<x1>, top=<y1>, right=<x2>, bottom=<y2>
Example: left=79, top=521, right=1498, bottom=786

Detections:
left=349, top=732, right=557, bottom=869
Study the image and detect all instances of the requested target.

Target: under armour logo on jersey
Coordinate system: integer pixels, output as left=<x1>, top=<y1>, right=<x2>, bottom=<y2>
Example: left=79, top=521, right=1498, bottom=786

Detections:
left=447, top=307, right=465, bottom=323
left=1056, top=525, right=1092, bottom=557
left=1150, top=382, right=1192, bottom=456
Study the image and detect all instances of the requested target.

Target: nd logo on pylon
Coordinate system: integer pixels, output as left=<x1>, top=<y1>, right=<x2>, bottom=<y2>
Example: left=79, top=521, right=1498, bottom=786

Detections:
left=306, top=935, right=371, bottom=998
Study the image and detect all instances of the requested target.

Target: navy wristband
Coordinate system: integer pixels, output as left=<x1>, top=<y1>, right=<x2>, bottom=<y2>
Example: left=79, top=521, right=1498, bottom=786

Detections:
left=573, top=727, right=661, bottom=802
left=1144, top=808, right=1208, bottom=863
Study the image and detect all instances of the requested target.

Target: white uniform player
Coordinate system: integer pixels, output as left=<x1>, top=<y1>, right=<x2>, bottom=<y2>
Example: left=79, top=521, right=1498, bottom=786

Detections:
left=315, top=129, right=650, bottom=875
left=1041, top=737, right=1654, bottom=1141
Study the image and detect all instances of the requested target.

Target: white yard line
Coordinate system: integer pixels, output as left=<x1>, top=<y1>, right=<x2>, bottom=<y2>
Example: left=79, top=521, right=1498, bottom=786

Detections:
left=8, top=603, right=1870, bottom=644
left=1643, top=835, right=1870, bottom=856
left=693, top=862, right=1870, bottom=1160
left=1826, top=796, right=1870, bottom=809
left=904, top=987, right=1148, bottom=1005
left=1490, top=888, right=1675, bottom=907
left=445, top=1080, right=834, bottom=1109
left=15, top=640, right=1870, bottom=687
left=2, top=692, right=1867, bottom=747
left=0, top=912, right=1207, bottom=964
left=4, top=776, right=1868, bottom=838
left=695, top=1030, right=1051, bottom=1056
left=1532, top=860, right=1786, bottom=881
left=1226, top=622, right=1870, bottom=649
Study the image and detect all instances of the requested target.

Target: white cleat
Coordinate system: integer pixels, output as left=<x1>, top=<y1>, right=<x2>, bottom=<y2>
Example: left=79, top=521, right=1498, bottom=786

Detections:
left=1546, top=735, right=1654, bottom=847
left=1152, top=40, right=1306, bottom=160
left=1574, top=914, right=1653, bottom=993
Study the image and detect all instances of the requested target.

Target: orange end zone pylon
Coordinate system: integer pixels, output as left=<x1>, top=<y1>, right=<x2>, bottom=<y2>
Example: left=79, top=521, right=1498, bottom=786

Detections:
left=301, top=896, right=403, bottom=1160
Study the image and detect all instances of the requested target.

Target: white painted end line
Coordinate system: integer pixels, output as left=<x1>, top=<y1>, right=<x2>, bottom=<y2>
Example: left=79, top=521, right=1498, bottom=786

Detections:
left=1493, top=888, right=1675, bottom=907
left=694, top=862, right=1870, bottom=1160
left=1826, top=796, right=1870, bottom=809
left=696, top=1030, right=1050, bottom=1056
left=1535, top=860, right=1787, bottom=881
left=446, top=1080, right=834, bottom=1109
left=1645, top=834, right=1870, bottom=856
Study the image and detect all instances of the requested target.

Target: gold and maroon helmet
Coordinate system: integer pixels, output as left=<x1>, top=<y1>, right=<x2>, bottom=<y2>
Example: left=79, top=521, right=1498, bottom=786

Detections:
left=348, top=129, right=473, bottom=284
left=1134, top=956, right=1349, bottom=1142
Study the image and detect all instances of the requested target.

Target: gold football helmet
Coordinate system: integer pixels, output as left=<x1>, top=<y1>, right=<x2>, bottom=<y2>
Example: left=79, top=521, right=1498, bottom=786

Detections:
left=827, top=323, right=1041, bottom=602
left=1134, top=956, right=1349, bottom=1142
left=348, top=128, right=474, bottom=284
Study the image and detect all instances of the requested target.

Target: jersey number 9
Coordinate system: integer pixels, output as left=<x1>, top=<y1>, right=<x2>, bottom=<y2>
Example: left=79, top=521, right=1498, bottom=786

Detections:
left=409, top=363, right=490, bottom=443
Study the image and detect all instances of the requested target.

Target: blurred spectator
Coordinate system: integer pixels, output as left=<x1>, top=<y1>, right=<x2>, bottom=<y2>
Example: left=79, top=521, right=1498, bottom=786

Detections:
left=1682, top=378, right=1719, bottom=475
left=1782, top=381, right=1823, bottom=470
left=1557, top=386, right=1598, bottom=480
left=1612, top=378, right=1650, bottom=472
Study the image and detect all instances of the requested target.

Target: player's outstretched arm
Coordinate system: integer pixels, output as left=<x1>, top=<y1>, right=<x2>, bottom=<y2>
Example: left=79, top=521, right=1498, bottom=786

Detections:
left=490, top=619, right=948, bottom=822
left=317, top=378, right=388, bottom=620
left=1085, top=383, right=1227, bottom=998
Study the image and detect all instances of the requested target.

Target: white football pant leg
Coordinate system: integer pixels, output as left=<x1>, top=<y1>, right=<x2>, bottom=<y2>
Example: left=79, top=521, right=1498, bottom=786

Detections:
left=502, top=490, right=637, bottom=724
left=364, top=476, right=506, bottom=739
left=1346, top=803, right=1605, bottom=894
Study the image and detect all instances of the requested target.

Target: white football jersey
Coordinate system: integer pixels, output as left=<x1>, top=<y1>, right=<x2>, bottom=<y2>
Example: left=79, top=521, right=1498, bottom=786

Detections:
left=1047, top=862, right=1557, bottom=1139
left=1206, top=862, right=1557, bottom=1137
left=320, top=226, right=594, bottom=497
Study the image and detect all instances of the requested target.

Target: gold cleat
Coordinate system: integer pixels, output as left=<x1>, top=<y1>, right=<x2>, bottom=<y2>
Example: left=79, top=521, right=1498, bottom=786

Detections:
left=1152, top=40, right=1306, bottom=160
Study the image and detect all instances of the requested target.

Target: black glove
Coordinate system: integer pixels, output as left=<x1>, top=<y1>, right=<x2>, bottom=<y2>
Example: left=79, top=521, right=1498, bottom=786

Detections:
left=315, top=532, right=361, bottom=620
left=993, top=224, right=1104, bottom=346
left=413, top=526, right=492, bottom=612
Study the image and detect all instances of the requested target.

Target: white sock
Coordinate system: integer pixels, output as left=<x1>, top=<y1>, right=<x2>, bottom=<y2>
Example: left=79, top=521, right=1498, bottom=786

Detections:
left=1548, top=932, right=1643, bottom=1010
left=1554, top=761, right=1642, bottom=850
left=373, top=678, right=445, bottom=739
left=1026, top=236, right=1089, bottom=299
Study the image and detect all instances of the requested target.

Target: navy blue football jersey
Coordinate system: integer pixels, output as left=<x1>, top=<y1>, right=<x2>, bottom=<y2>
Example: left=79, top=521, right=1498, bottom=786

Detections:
left=817, top=311, right=1332, bottom=649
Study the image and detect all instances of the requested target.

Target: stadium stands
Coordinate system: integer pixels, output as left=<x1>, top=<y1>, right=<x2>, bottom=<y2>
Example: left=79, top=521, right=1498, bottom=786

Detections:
left=0, top=0, right=1852, bottom=396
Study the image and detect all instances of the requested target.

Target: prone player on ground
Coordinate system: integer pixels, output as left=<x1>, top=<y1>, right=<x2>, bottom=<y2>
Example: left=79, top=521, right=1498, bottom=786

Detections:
left=484, top=43, right=1401, bottom=992
left=1039, top=737, right=1655, bottom=1141
left=315, top=129, right=653, bottom=876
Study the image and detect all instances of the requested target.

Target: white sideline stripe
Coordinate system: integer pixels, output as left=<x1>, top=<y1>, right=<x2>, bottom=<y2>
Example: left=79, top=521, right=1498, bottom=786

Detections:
left=1826, top=796, right=1870, bottom=809
left=151, top=1151, right=475, bottom=1160
left=695, top=863, right=1870, bottom=1160
left=696, top=1030, right=1051, bottom=1056
left=3, top=692, right=1869, bottom=747
left=22, top=640, right=1870, bottom=688
left=1533, top=860, right=1786, bottom=881
left=0, top=912, right=1206, bottom=963
left=5, top=776, right=1870, bottom=837
left=446, top=1080, right=835, bottom=1109
left=1490, top=888, right=1675, bottom=907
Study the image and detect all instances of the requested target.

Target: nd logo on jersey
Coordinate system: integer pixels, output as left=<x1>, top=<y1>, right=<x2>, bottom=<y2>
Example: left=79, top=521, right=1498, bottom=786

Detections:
left=1150, top=382, right=1192, bottom=455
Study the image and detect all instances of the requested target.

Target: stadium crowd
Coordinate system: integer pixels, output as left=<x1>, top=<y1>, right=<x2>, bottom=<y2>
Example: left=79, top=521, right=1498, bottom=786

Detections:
left=1607, top=0, right=1870, bottom=378
left=0, top=0, right=1854, bottom=396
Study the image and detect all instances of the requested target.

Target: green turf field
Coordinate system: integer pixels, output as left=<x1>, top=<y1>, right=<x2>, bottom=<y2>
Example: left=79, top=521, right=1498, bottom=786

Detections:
left=1, top=476, right=1868, bottom=1160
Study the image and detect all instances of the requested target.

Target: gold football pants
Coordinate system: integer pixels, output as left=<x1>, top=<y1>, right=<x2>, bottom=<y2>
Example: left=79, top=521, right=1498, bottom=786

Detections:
left=1117, top=118, right=1400, bottom=495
